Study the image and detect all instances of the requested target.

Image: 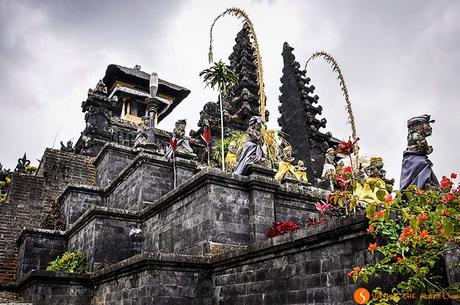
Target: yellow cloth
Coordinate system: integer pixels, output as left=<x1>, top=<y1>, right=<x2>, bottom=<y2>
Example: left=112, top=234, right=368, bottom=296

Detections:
left=275, top=161, right=295, bottom=181
left=353, top=177, right=387, bottom=204
left=293, top=170, right=308, bottom=182
left=225, top=153, right=237, bottom=170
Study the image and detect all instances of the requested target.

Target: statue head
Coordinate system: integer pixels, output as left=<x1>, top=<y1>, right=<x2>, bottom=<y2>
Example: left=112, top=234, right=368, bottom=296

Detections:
left=174, top=119, right=187, bottom=138
left=325, top=148, right=336, bottom=164
left=407, top=114, right=434, bottom=137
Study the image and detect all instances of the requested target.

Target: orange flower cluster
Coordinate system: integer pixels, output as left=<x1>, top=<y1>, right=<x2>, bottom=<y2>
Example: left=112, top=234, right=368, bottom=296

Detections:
left=368, top=243, right=378, bottom=252
left=347, top=266, right=361, bottom=278
left=399, top=226, right=415, bottom=242
left=373, top=210, right=385, bottom=220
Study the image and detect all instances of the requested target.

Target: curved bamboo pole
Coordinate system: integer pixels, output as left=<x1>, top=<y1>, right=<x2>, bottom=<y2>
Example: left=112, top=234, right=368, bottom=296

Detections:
left=208, top=7, right=267, bottom=124
left=305, top=52, right=360, bottom=167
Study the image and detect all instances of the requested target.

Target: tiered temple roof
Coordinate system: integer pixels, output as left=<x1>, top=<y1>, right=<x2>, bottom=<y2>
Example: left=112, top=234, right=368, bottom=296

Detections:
left=192, top=22, right=266, bottom=139
left=278, top=42, right=338, bottom=179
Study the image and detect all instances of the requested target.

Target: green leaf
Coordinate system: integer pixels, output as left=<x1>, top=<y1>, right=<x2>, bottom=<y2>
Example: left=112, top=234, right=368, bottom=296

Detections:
left=376, top=190, right=387, bottom=202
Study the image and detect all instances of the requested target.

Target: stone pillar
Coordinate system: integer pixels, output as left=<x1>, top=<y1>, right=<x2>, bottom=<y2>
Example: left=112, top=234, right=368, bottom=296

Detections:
left=247, top=173, right=277, bottom=244
left=146, top=97, right=160, bottom=144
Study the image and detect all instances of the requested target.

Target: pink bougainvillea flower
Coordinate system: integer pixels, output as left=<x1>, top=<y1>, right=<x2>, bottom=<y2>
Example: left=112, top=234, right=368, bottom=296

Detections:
left=451, top=173, right=457, bottom=179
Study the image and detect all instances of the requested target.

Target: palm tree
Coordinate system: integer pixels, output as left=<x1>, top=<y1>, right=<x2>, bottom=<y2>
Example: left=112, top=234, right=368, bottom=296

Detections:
left=199, top=60, right=238, bottom=171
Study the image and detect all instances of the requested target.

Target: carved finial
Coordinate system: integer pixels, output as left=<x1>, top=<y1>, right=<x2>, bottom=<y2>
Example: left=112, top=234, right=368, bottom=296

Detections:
left=15, top=153, right=30, bottom=173
left=134, top=65, right=141, bottom=71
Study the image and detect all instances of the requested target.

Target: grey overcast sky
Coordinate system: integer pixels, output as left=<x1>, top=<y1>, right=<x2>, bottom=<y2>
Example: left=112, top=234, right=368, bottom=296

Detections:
left=1, top=0, right=459, bottom=185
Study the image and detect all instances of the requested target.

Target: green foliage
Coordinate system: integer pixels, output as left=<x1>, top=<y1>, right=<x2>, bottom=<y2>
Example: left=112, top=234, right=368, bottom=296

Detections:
left=212, top=138, right=231, bottom=168
left=0, top=175, right=10, bottom=203
left=345, top=174, right=460, bottom=304
left=46, top=251, right=88, bottom=274
left=199, top=60, right=238, bottom=95
left=24, top=165, right=37, bottom=175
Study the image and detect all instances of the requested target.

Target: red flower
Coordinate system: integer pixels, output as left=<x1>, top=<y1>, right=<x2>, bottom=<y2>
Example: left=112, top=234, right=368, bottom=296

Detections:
left=385, top=194, right=393, bottom=203
left=343, top=166, right=352, bottom=174
left=373, top=210, right=385, bottom=220
left=440, top=176, right=453, bottom=188
left=202, top=127, right=211, bottom=146
left=396, top=257, right=406, bottom=263
left=419, top=230, right=429, bottom=239
left=416, top=189, right=425, bottom=195
left=265, top=221, right=298, bottom=238
left=335, top=137, right=360, bottom=156
left=368, top=243, right=378, bottom=252
left=426, top=236, right=434, bottom=242
left=447, top=193, right=455, bottom=202
left=451, top=173, right=457, bottom=179
left=440, top=229, right=445, bottom=235
left=418, top=215, right=428, bottom=222
left=367, top=225, right=375, bottom=233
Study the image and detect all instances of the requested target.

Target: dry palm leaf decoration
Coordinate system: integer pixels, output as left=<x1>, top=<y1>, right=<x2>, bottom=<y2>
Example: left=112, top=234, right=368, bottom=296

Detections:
left=305, top=52, right=360, bottom=170
left=208, top=7, right=267, bottom=124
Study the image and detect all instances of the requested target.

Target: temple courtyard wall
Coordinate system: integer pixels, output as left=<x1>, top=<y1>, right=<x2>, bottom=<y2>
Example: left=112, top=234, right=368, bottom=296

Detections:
left=1, top=143, right=458, bottom=304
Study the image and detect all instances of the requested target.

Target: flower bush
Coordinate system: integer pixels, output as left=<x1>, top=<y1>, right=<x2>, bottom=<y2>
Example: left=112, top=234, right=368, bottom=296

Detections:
left=46, top=251, right=88, bottom=274
left=0, top=176, right=11, bottom=203
left=265, top=220, right=298, bottom=238
left=347, top=173, right=460, bottom=304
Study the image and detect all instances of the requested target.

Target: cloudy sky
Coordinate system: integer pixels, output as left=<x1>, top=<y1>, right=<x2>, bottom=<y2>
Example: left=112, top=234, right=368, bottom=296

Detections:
left=1, top=0, right=459, bottom=186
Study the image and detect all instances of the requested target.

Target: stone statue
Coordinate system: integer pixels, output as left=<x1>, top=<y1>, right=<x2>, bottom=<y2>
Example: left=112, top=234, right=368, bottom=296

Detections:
left=293, top=160, right=308, bottom=182
left=164, top=119, right=194, bottom=159
left=400, top=114, right=438, bottom=190
left=60, top=140, right=74, bottom=153
left=320, top=148, right=337, bottom=190
left=134, top=117, right=150, bottom=148
left=274, top=146, right=296, bottom=181
left=364, top=157, right=386, bottom=179
left=233, top=116, right=267, bottom=175
left=225, top=140, right=238, bottom=172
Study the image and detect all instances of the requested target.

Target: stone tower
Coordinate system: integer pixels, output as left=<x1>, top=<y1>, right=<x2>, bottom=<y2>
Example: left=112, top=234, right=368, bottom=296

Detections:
left=192, top=22, right=267, bottom=139
left=278, top=42, right=338, bottom=180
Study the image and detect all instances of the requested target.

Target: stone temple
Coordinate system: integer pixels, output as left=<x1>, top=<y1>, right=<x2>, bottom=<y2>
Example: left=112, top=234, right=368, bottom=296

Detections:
left=0, top=26, right=458, bottom=305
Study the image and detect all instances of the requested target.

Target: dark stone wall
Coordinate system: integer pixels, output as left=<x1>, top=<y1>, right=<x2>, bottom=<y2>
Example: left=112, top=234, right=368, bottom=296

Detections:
left=94, top=144, right=137, bottom=188
left=67, top=210, right=142, bottom=271
left=142, top=178, right=250, bottom=255
left=19, top=272, right=91, bottom=305
left=60, top=187, right=104, bottom=229
left=92, top=268, right=211, bottom=305
left=16, top=229, right=66, bottom=281
left=212, top=217, right=371, bottom=305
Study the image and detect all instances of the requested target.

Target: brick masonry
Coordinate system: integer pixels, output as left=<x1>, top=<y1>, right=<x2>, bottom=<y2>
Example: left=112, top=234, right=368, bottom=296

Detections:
left=0, top=149, right=95, bottom=284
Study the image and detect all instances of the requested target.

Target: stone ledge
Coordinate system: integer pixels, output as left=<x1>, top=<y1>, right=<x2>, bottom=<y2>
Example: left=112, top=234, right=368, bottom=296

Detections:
left=16, top=270, right=91, bottom=291
left=92, top=252, right=212, bottom=281
left=93, top=142, right=140, bottom=167
left=16, top=228, right=66, bottom=246
left=66, top=206, right=140, bottom=239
